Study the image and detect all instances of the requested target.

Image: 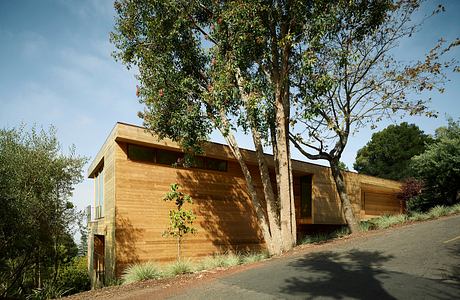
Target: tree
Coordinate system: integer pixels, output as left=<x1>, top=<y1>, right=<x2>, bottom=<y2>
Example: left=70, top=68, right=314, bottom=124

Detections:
left=0, top=126, right=86, bottom=298
left=410, top=119, right=460, bottom=210
left=162, top=184, right=197, bottom=261
left=288, top=0, right=458, bottom=232
left=354, top=122, right=432, bottom=180
left=112, top=0, right=458, bottom=239
left=111, top=0, right=306, bottom=253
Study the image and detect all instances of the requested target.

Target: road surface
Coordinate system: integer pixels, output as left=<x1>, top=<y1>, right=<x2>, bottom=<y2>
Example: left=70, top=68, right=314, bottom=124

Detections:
left=170, top=215, right=460, bottom=299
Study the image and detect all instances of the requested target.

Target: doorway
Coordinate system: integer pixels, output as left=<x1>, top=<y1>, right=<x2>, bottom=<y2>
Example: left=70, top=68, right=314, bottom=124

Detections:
left=93, top=234, right=105, bottom=284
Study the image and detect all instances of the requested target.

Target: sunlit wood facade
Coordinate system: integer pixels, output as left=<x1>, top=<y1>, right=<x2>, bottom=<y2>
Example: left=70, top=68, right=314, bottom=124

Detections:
left=87, top=122, right=402, bottom=285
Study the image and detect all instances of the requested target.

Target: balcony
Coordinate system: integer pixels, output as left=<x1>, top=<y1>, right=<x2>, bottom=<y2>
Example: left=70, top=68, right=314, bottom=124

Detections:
left=86, top=205, right=104, bottom=223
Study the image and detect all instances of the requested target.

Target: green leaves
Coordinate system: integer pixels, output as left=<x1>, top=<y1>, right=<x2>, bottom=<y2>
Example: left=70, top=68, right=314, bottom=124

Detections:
left=411, top=119, right=460, bottom=208
left=353, top=122, right=432, bottom=180
left=0, top=125, right=87, bottom=297
left=162, top=183, right=197, bottom=240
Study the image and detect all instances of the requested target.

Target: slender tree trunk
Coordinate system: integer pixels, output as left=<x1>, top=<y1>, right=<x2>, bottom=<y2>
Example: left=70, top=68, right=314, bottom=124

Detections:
left=218, top=112, right=275, bottom=254
left=270, top=124, right=281, bottom=204
left=287, top=147, right=297, bottom=245
left=251, top=127, right=282, bottom=255
left=274, top=94, right=293, bottom=251
left=234, top=68, right=282, bottom=254
left=329, top=160, right=360, bottom=233
left=177, top=236, right=181, bottom=261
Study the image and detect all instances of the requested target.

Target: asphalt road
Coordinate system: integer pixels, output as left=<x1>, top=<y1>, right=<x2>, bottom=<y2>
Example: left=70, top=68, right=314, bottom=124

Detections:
left=170, top=215, right=460, bottom=300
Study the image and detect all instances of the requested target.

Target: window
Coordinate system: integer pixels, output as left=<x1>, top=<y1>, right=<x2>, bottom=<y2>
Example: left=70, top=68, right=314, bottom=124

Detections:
left=300, top=175, right=312, bottom=218
left=157, top=149, right=183, bottom=165
left=206, top=157, right=228, bottom=172
left=126, top=143, right=227, bottom=172
left=94, top=168, right=104, bottom=219
left=189, top=156, right=205, bottom=169
left=128, top=144, right=155, bottom=162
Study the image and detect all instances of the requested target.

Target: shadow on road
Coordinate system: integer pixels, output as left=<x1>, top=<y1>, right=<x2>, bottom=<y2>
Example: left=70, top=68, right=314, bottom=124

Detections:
left=440, top=241, right=460, bottom=285
left=279, top=249, right=459, bottom=299
left=280, top=250, right=395, bottom=299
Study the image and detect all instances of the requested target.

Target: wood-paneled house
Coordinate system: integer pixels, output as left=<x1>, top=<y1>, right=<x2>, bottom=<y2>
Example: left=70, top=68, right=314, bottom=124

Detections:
left=87, top=122, right=402, bottom=285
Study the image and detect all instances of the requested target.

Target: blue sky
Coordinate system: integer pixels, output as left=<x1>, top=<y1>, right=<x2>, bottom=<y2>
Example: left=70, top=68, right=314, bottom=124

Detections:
left=1, top=0, right=459, bottom=217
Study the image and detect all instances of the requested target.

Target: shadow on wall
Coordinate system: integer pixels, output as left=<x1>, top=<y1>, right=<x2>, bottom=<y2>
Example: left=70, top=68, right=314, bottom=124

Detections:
left=279, top=249, right=459, bottom=299
left=115, top=210, right=145, bottom=276
left=177, top=168, right=265, bottom=254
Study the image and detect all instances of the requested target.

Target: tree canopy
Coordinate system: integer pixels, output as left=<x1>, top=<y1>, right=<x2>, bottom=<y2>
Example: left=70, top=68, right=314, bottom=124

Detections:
left=112, top=0, right=458, bottom=236
left=354, top=122, right=432, bottom=180
left=0, top=126, right=87, bottom=298
left=410, top=119, right=460, bottom=210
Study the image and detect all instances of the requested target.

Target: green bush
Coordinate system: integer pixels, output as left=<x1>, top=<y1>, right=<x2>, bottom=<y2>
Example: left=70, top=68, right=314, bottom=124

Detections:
left=241, top=252, right=268, bottom=264
left=166, top=259, right=195, bottom=277
left=199, top=253, right=242, bottom=270
left=300, top=233, right=330, bottom=244
left=55, top=256, right=90, bottom=295
left=122, top=262, right=162, bottom=284
left=450, top=203, right=460, bottom=214
left=428, top=205, right=451, bottom=218
left=408, top=212, right=431, bottom=222
left=26, top=282, right=71, bottom=300
left=370, top=214, right=407, bottom=229
left=359, top=221, right=375, bottom=231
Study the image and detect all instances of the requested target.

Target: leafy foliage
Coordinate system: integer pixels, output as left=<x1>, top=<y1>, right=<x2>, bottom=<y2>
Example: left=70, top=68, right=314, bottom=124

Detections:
left=111, top=0, right=458, bottom=238
left=55, top=256, right=90, bottom=295
left=287, top=1, right=457, bottom=232
left=354, top=123, right=432, bottom=180
left=121, top=262, right=162, bottom=284
left=397, top=177, right=424, bottom=211
left=166, top=259, right=195, bottom=276
left=0, top=125, right=87, bottom=298
left=162, top=184, right=197, bottom=260
left=121, top=251, right=269, bottom=284
left=410, top=119, right=460, bottom=210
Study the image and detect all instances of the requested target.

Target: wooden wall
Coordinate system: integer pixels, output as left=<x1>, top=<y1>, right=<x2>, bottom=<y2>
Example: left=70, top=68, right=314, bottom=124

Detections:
left=114, top=141, right=284, bottom=276
left=87, top=123, right=402, bottom=278
left=87, top=127, right=117, bottom=285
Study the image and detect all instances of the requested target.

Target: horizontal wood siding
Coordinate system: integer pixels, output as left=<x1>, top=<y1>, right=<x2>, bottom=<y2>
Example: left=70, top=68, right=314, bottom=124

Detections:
left=114, top=142, right=271, bottom=276
left=86, top=123, right=404, bottom=278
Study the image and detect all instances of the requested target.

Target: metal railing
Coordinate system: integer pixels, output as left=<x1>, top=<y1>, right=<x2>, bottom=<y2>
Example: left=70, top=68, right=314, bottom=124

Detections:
left=86, top=205, right=104, bottom=222
left=94, top=205, right=103, bottom=219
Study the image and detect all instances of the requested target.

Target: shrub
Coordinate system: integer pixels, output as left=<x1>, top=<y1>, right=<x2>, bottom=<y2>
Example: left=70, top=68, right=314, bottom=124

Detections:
left=55, top=256, right=90, bottom=295
left=26, top=282, right=71, bottom=300
left=334, top=227, right=350, bottom=238
left=428, top=205, right=450, bottom=218
left=408, top=212, right=431, bottom=222
left=241, top=252, right=268, bottom=264
left=406, top=195, right=432, bottom=212
left=300, top=233, right=330, bottom=244
left=359, top=221, right=375, bottom=231
left=166, top=259, right=195, bottom=277
left=371, top=214, right=407, bottom=229
left=199, top=253, right=242, bottom=270
left=450, top=203, right=460, bottom=214
left=121, top=262, right=162, bottom=284
left=410, top=120, right=460, bottom=210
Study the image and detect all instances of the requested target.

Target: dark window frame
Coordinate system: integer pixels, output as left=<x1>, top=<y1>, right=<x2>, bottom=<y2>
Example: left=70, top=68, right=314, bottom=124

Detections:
left=126, top=143, right=228, bottom=172
left=300, top=175, right=313, bottom=218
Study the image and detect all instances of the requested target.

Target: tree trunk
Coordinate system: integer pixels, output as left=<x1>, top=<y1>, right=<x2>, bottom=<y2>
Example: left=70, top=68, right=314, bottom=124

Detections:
left=251, top=127, right=282, bottom=255
left=177, top=236, right=181, bottom=261
left=234, top=68, right=282, bottom=254
left=218, top=112, right=275, bottom=254
left=329, top=160, right=360, bottom=233
left=287, top=147, right=297, bottom=245
left=274, top=95, right=293, bottom=251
